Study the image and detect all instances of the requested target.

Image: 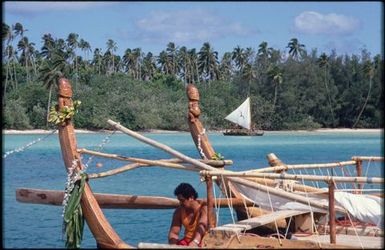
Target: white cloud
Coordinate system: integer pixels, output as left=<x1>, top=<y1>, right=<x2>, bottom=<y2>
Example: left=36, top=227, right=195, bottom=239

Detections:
left=4, top=1, right=112, bottom=14
left=131, top=9, right=255, bottom=44
left=293, top=11, right=360, bottom=35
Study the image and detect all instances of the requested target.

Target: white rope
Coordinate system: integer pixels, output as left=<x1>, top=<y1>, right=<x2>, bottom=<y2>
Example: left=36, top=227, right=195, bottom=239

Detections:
left=284, top=215, right=293, bottom=239
left=221, top=175, right=237, bottom=225
left=3, top=129, right=57, bottom=158
left=197, top=128, right=207, bottom=159
left=344, top=210, right=365, bottom=249
left=62, top=129, right=117, bottom=217
left=361, top=159, right=372, bottom=190
left=298, top=169, right=322, bottom=247
left=312, top=169, right=320, bottom=188
left=82, top=129, right=117, bottom=171
left=62, top=158, right=81, bottom=217
left=212, top=180, right=220, bottom=225
left=264, top=175, right=282, bottom=245
left=340, top=165, right=348, bottom=190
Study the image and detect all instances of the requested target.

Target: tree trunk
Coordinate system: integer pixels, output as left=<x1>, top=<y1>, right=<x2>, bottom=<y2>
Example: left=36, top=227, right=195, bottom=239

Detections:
left=352, top=77, right=372, bottom=128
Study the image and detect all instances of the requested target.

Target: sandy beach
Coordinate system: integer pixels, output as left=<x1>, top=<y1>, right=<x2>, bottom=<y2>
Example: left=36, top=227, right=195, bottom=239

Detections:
left=2, top=128, right=383, bottom=135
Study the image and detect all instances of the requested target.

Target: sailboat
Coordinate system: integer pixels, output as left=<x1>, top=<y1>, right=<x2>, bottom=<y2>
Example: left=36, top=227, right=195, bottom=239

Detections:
left=223, top=97, right=264, bottom=136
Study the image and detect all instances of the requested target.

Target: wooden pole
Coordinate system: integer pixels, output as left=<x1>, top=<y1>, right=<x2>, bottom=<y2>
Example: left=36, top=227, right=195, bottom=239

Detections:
left=205, top=176, right=216, bottom=230
left=250, top=160, right=357, bottom=173
left=78, top=148, right=233, bottom=167
left=107, top=120, right=217, bottom=172
left=16, top=188, right=253, bottom=208
left=352, top=156, right=383, bottom=162
left=200, top=170, right=384, bottom=184
left=328, top=180, right=336, bottom=244
left=267, top=153, right=286, bottom=173
left=355, top=159, right=363, bottom=193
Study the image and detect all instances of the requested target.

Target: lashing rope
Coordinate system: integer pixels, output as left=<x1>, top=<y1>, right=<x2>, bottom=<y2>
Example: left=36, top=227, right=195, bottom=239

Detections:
left=3, top=129, right=57, bottom=158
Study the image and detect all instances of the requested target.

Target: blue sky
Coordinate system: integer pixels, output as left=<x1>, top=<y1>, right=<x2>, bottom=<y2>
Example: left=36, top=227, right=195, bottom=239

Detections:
left=3, top=1, right=383, bottom=59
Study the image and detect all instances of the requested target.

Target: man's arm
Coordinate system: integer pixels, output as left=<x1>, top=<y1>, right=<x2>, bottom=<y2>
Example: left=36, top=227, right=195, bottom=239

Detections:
left=189, top=205, right=208, bottom=246
left=168, top=208, right=181, bottom=244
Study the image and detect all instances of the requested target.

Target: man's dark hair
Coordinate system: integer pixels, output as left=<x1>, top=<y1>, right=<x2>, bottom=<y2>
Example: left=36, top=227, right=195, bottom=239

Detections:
left=174, top=183, right=198, bottom=199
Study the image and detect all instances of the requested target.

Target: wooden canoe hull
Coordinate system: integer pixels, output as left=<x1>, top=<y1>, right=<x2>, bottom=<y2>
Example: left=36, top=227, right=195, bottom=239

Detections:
left=223, top=129, right=264, bottom=136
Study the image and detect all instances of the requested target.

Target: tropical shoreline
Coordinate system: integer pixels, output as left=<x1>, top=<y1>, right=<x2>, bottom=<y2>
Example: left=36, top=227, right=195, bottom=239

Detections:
left=2, top=128, right=383, bottom=135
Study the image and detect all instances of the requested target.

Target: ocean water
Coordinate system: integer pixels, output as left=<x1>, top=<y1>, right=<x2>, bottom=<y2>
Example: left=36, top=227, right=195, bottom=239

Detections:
left=2, top=130, right=384, bottom=248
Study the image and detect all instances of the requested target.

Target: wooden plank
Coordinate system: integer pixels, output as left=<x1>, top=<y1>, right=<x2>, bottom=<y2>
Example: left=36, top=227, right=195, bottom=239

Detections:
left=212, top=209, right=311, bottom=233
left=138, top=242, right=197, bottom=248
left=294, top=234, right=383, bottom=249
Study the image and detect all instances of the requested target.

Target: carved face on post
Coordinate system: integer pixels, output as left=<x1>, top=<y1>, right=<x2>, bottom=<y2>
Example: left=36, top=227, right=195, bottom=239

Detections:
left=187, top=84, right=199, bottom=101
left=58, top=78, right=72, bottom=98
left=187, top=84, right=201, bottom=120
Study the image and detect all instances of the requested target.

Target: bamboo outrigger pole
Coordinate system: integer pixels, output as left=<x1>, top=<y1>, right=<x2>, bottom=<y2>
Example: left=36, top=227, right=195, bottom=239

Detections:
left=200, top=171, right=384, bottom=184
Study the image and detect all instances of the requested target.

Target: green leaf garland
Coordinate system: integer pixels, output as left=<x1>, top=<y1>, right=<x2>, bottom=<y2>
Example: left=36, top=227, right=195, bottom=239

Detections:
left=63, top=173, right=86, bottom=248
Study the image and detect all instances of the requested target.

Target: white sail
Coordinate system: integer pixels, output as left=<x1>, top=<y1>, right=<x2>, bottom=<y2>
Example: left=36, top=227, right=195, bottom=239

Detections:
left=225, top=97, right=251, bottom=129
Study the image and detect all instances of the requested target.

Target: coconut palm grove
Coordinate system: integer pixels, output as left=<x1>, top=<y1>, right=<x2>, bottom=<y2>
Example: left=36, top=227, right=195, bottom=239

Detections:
left=2, top=22, right=383, bottom=131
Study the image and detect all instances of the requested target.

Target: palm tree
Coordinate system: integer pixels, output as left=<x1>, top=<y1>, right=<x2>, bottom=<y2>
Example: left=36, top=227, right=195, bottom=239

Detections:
left=123, top=48, right=134, bottom=77
left=287, top=38, right=305, bottom=61
left=79, top=38, right=91, bottom=62
left=188, top=48, right=200, bottom=84
left=257, top=41, right=274, bottom=67
left=157, top=50, right=173, bottom=74
left=267, top=64, right=283, bottom=111
left=198, top=42, right=219, bottom=82
left=242, top=63, right=257, bottom=95
left=352, top=60, right=374, bottom=128
left=317, top=53, right=335, bottom=126
left=12, top=22, right=28, bottom=38
left=166, top=42, right=178, bottom=75
left=3, top=23, right=19, bottom=91
left=92, top=48, right=103, bottom=75
left=219, top=52, right=233, bottom=81
left=106, top=39, right=117, bottom=74
left=3, top=23, right=12, bottom=99
left=232, top=45, right=245, bottom=71
left=17, top=36, right=35, bottom=84
left=66, top=32, right=79, bottom=71
left=39, top=48, right=69, bottom=127
left=178, top=46, right=190, bottom=84
left=132, top=48, right=142, bottom=80
left=142, top=52, right=156, bottom=81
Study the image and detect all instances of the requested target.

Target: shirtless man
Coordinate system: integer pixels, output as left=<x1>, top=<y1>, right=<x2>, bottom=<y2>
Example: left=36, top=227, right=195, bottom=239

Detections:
left=168, top=183, right=208, bottom=247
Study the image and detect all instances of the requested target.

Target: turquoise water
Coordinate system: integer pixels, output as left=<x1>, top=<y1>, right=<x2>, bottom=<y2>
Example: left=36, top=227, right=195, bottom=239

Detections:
left=2, top=131, right=384, bottom=248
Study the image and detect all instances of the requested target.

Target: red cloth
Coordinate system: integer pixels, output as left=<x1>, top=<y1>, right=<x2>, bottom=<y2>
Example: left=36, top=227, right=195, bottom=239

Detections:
left=177, top=238, right=190, bottom=246
left=177, top=237, right=202, bottom=247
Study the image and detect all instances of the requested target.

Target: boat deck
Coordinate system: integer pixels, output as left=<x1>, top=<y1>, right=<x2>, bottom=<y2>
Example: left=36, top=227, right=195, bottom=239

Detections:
left=294, top=234, right=384, bottom=249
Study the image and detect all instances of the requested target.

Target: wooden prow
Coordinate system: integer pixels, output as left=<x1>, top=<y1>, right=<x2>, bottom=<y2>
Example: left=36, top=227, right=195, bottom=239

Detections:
left=185, top=83, right=287, bottom=229
left=186, top=84, right=216, bottom=159
left=57, top=78, right=131, bottom=248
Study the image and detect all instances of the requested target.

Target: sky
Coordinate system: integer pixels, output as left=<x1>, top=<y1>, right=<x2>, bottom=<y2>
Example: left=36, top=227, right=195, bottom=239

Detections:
left=3, top=1, right=384, bottom=59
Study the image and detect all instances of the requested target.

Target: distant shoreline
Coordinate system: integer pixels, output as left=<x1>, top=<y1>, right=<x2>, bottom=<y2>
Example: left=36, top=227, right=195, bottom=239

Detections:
left=2, top=128, right=383, bottom=135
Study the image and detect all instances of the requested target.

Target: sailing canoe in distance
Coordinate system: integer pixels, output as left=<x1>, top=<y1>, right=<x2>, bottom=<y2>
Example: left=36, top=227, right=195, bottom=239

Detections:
left=223, top=97, right=264, bottom=136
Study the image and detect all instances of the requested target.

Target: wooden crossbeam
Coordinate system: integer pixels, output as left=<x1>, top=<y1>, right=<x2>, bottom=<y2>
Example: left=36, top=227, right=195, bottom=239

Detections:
left=212, top=209, right=311, bottom=233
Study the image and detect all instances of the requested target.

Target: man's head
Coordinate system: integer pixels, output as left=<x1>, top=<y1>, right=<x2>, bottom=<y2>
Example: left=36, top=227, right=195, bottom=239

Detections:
left=174, top=183, right=198, bottom=206
left=174, top=183, right=198, bottom=208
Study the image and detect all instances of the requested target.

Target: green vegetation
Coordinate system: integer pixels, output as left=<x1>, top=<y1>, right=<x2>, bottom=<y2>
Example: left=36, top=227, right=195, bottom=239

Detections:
left=2, top=22, right=383, bottom=131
